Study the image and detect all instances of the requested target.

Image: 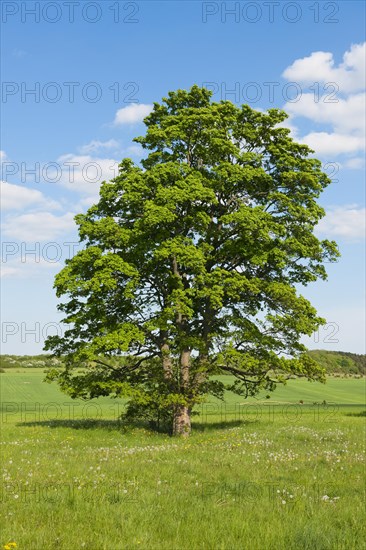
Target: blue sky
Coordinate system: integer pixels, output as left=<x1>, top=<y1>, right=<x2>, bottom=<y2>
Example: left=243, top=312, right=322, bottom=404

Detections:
left=1, top=1, right=365, bottom=354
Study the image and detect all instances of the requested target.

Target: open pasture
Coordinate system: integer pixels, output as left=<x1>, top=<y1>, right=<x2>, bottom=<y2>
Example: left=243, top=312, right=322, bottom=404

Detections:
left=1, top=371, right=365, bottom=549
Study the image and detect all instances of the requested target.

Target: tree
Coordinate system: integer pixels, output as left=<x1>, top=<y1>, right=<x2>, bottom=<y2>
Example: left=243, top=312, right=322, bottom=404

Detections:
left=44, top=85, right=339, bottom=436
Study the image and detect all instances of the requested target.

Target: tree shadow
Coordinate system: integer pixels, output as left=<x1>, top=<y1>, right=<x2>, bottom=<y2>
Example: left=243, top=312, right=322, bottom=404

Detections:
left=17, top=417, right=175, bottom=435
left=17, top=417, right=259, bottom=434
left=17, top=418, right=129, bottom=431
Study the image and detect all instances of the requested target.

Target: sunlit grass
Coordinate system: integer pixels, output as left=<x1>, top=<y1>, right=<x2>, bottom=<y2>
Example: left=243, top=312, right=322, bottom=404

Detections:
left=1, top=372, right=365, bottom=549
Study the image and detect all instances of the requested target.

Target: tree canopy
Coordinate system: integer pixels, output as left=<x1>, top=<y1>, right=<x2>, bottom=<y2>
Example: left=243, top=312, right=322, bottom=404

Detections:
left=45, top=85, right=339, bottom=435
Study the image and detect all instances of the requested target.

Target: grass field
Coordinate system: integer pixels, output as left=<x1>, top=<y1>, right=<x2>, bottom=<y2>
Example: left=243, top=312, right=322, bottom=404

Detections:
left=1, top=371, right=365, bottom=549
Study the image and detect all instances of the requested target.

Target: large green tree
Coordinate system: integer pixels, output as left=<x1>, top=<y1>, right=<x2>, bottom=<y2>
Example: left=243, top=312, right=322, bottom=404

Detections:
left=45, top=86, right=339, bottom=436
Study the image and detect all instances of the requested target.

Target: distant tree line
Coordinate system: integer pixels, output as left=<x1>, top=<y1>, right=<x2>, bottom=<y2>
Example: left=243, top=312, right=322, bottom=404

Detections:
left=1, top=351, right=365, bottom=376
left=0, top=355, right=63, bottom=370
left=307, top=350, right=365, bottom=376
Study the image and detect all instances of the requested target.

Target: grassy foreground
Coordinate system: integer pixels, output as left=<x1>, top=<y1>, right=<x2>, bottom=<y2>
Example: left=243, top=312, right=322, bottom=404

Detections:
left=1, top=372, right=365, bottom=549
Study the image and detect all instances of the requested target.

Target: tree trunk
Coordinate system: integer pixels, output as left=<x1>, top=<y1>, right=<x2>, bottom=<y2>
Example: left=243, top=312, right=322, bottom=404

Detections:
left=173, top=405, right=191, bottom=436
left=172, top=347, right=191, bottom=436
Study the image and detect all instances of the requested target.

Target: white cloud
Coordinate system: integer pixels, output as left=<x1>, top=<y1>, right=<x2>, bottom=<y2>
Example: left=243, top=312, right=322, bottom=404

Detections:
left=284, top=92, right=365, bottom=137
left=2, top=212, right=76, bottom=241
left=283, top=42, right=366, bottom=93
left=1, top=180, right=60, bottom=211
left=114, top=103, right=153, bottom=125
left=0, top=150, right=7, bottom=161
left=49, top=144, right=143, bottom=195
left=282, top=44, right=366, bottom=158
left=54, top=154, right=119, bottom=194
left=300, top=132, right=365, bottom=157
left=79, top=139, right=119, bottom=154
left=315, top=205, right=366, bottom=240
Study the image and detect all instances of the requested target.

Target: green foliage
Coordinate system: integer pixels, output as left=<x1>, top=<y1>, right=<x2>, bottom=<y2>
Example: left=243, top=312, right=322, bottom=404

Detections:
left=44, top=85, right=339, bottom=434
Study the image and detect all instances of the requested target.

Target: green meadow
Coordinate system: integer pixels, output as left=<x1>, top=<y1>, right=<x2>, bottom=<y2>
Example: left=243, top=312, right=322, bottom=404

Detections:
left=1, top=370, right=365, bottom=549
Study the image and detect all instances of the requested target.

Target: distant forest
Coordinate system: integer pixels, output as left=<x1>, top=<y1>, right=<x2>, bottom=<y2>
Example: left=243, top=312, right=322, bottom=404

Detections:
left=1, top=350, right=365, bottom=376
left=307, top=350, right=365, bottom=376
